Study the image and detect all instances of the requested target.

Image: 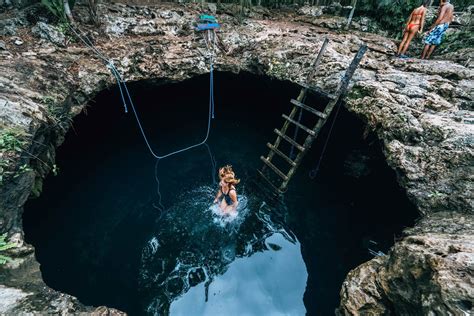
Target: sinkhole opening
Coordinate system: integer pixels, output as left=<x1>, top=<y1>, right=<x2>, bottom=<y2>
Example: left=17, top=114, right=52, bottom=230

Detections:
left=23, top=71, right=418, bottom=315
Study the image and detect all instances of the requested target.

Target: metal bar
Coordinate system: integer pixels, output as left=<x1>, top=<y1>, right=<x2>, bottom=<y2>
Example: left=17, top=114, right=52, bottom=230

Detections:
left=260, top=156, right=289, bottom=181
left=282, top=114, right=316, bottom=136
left=290, top=99, right=327, bottom=119
left=267, top=143, right=296, bottom=166
left=274, top=129, right=305, bottom=152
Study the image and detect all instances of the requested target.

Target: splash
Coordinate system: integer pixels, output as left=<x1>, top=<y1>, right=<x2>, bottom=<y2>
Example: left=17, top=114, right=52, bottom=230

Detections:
left=138, top=186, right=295, bottom=315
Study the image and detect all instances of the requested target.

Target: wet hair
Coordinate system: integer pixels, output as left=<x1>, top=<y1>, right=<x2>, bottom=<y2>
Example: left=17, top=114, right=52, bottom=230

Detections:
left=219, top=165, right=235, bottom=179
left=223, top=173, right=240, bottom=186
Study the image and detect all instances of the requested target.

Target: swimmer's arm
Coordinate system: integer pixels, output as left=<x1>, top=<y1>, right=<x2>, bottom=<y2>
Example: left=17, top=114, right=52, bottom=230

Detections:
left=214, top=190, right=222, bottom=204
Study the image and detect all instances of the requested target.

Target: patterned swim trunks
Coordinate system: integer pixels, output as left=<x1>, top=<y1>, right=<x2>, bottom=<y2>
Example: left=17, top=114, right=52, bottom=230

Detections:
left=424, top=23, right=449, bottom=46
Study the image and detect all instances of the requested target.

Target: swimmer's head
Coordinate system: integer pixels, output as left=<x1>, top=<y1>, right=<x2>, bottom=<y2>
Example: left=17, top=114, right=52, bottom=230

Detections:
left=219, top=165, right=235, bottom=179
left=222, top=173, right=240, bottom=186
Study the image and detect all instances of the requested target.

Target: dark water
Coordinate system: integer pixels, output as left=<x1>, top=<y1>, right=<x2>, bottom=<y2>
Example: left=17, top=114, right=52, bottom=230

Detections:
left=23, top=72, right=418, bottom=315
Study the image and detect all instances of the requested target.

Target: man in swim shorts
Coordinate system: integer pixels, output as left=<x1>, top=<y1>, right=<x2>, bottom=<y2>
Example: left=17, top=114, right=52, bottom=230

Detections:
left=421, top=0, right=454, bottom=59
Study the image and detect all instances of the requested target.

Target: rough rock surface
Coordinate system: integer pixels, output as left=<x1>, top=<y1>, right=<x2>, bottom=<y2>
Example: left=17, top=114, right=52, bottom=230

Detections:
left=0, top=2, right=472, bottom=314
left=338, top=212, right=474, bottom=315
left=0, top=244, right=125, bottom=314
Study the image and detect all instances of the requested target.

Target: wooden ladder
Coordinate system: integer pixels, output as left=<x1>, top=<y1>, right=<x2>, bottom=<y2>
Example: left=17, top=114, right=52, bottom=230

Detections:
left=258, top=40, right=367, bottom=195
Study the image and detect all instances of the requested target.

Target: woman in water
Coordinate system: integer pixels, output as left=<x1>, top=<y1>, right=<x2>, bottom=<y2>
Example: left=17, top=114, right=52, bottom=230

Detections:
left=397, top=0, right=429, bottom=58
left=214, top=165, right=240, bottom=215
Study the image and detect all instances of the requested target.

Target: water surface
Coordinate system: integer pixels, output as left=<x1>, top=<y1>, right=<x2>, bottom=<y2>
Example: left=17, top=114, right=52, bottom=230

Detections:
left=23, top=72, right=418, bottom=315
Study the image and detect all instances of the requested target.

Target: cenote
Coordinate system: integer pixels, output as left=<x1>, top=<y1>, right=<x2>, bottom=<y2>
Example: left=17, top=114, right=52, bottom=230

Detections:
left=23, top=72, right=418, bottom=315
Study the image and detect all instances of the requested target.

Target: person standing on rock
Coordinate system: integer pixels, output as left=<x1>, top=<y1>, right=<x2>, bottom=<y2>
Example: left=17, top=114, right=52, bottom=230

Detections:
left=421, top=0, right=454, bottom=59
left=397, top=0, right=430, bottom=58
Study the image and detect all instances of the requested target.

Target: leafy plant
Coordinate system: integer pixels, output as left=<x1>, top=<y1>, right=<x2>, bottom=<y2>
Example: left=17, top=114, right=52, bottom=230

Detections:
left=52, top=164, right=59, bottom=176
left=41, top=0, right=76, bottom=23
left=0, top=129, right=28, bottom=153
left=42, top=96, right=73, bottom=128
left=13, top=164, right=33, bottom=178
left=0, top=128, right=30, bottom=185
left=41, top=0, right=65, bottom=21
left=0, top=234, right=15, bottom=265
left=0, top=159, right=9, bottom=185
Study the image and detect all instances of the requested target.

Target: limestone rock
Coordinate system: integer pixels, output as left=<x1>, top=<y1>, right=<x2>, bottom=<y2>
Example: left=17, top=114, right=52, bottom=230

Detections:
left=31, top=22, right=66, bottom=47
left=297, top=5, right=323, bottom=17
left=337, top=212, right=474, bottom=315
left=0, top=2, right=472, bottom=315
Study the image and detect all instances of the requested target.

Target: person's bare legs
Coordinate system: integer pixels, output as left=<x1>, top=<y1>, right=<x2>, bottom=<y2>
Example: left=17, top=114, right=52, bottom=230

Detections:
left=426, top=45, right=436, bottom=59
left=421, top=44, right=430, bottom=59
left=397, top=31, right=409, bottom=55
left=401, top=29, right=417, bottom=55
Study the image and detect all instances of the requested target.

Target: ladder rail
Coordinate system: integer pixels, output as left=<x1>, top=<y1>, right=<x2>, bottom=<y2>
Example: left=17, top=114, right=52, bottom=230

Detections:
left=262, top=38, right=329, bottom=172
left=278, top=44, right=368, bottom=192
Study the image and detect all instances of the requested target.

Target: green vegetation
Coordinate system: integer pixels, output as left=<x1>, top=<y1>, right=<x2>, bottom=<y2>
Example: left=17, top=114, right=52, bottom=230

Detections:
left=0, top=234, right=15, bottom=265
left=438, top=28, right=474, bottom=54
left=0, top=128, right=30, bottom=185
left=0, top=129, right=28, bottom=153
left=41, top=0, right=76, bottom=23
left=42, top=95, right=73, bottom=129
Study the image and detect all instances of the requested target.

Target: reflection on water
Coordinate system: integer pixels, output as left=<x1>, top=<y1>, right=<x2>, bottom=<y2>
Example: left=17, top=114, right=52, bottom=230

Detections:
left=170, top=232, right=307, bottom=316
left=141, top=144, right=307, bottom=315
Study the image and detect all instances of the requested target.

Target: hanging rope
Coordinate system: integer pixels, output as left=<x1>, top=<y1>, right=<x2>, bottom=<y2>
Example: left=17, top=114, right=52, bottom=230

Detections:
left=152, top=143, right=217, bottom=219
left=308, top=99, right=343, bottom=179
left=67, top=24, right=216, bottom=160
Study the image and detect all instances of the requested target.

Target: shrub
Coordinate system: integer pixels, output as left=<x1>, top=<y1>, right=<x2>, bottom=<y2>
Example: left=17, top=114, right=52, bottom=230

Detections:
left=0, top=234, right=15, bottom=265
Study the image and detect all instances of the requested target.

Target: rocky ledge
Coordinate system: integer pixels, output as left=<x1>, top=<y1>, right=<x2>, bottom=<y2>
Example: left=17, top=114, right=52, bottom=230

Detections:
left=338, top=212, right=474, bottom=315
left=0, top=2, right=472, bottom=314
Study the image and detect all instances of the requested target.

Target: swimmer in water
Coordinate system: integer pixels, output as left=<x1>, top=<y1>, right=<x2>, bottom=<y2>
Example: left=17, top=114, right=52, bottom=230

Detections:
left=214, top=165, right=240, bottom=215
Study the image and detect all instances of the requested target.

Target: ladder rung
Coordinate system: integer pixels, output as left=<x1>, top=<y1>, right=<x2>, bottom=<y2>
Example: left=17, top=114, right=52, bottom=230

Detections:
left=282, top=114, right=316, bottom=136
left=267, top=143, right=296, bottom=167
left=290, top=99, right=327, bottom=119
left=274, top=129, right=305, bottom=152
left=299, top=83, right=336, bottom=100
left=256, top=170, right=282, bottom=194
left=260, top=156, right=289, bottom=181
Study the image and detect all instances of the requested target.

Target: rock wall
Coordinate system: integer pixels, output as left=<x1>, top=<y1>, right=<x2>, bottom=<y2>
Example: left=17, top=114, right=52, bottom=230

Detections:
left=0, top=2, right=472, bottom=314
left=338, top=212, right=474, bottom=315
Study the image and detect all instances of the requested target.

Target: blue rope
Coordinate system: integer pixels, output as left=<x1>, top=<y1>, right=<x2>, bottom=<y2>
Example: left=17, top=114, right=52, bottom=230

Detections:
left=210, top=62, right=215, bottom=119
left=108, top=64, right=128, bottom=113
left=110, top=62, right=214, bottom=159
left=68, top=24, right=216, bottom=160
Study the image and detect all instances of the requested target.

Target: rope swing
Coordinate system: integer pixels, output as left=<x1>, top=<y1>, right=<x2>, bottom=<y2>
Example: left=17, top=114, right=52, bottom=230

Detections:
left=68, top=14, right=219, bottom=160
